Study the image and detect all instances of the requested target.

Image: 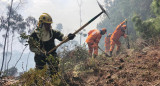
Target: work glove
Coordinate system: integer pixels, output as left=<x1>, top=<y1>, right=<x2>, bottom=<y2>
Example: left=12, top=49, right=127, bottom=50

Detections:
left=67, top=33, right=75, bottom=40
left=124, top=19, right=127, bottom=22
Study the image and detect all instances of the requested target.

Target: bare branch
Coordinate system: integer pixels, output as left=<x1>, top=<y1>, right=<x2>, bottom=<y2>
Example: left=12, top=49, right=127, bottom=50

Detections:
left=14, top=45, right=28, bottom=67
left=14, top=0, right=22, bottom=11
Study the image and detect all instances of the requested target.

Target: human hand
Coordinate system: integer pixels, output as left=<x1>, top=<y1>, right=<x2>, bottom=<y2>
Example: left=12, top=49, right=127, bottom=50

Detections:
left=68, top=33, right=76, bottom=40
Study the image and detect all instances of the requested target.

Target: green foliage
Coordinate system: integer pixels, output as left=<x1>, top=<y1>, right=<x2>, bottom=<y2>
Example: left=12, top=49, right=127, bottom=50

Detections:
left=59, top=46, right=101, bottom=79
left=59, top=46, right=91, bottom=74
left=46, top=54, right=59, bottom=71
left=151, top=0, right=160, bottom=16
left=72, top=46, right=89, bottom=62
left=132, top=13, right=160, bottom=40
left=59, top=46, right=88, bottom=72
left=60, top=46, right=89, bottom=64
left=13, top=46, right=104, bottom=86
left=19, top=33, right=29, bottom=44
left=18, top=67, right=65, bottom=86
left=16, top=46, right=94, bottom=86
left=98, top=0, right=153, bottom=31
left=20, top=33, right=29, bottom=39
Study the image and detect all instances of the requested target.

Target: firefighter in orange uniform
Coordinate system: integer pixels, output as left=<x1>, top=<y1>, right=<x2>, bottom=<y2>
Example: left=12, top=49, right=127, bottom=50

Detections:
left=109, top=19, right=127, bottom=56
left=105, top=33, right=112, bottom=53
left=86, top=28, right=107, bottom=57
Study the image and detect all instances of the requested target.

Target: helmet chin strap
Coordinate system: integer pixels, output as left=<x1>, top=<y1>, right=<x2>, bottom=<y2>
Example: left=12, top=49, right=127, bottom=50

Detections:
left=38, top=22, right=43, bottom=28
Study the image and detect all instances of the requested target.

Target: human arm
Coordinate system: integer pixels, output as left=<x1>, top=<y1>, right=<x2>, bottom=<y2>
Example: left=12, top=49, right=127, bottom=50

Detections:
left=117, top=19, right=127, bottom=29
left=53, top=30, right=75, bottom=41
left=28, top=32, right=41, bottom=55
left=53, top=30, right=64, bottom=41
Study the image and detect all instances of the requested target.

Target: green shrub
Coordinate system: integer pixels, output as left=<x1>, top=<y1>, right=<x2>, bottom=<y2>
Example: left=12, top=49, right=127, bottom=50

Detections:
left=132, top=14, right=160, bottom=41
left=17, top=66, right=67, bottom=86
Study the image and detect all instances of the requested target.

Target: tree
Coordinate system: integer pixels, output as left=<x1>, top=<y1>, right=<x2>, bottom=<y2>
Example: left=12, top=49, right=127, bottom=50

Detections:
left=4, top=6, right=27, bottom=72
left=18, top=16, right=37, bottom=44
left=0, top=4, right=37, bottom=75
left=56, top=23, right=63, bottom=32
left=97, top=0, right=153, bottom=49
left=25, top=16, right=37, bottom=34
left=0, top=43, right=3, bottom=48
left=151, top=0, right=160, bottom=17
left=4, top=67, right=17, bottom=76
left=132, top=0, right=160, bottom=40
left=1, top=0, right=14, bottom=76
left=0, top=16, right=7, bottom=32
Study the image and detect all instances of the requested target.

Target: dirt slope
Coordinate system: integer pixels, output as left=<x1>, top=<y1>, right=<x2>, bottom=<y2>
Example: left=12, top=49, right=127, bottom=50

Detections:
left=66, top=46, right=160, bottom=86
left=1, top=46, right=160, bottom=86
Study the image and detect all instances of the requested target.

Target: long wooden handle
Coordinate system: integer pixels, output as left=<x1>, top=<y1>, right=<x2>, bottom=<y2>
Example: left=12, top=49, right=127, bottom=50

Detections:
left=73, top=11, right=103, bottom=34
left=126, top=21, right=130, bottom=49
left=98, top=46, right=105, bottom=53
left=48, top=38, right=69, bottom=54
left=48, top=11, right=103, bottom=54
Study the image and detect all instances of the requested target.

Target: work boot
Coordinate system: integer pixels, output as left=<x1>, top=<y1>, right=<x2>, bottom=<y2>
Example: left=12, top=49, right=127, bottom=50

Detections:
left=105, top=53, right=110, bottom=57
left=110, top=51, right=112, bottom=57
left=116, top=51, right=120, bottom=55
left=93, top=54, right=97, bottom=58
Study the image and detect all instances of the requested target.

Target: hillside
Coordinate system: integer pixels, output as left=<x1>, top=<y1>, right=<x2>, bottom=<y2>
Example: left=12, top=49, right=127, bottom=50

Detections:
left=1, top=45, right=160, bottom=86
left=64, top=46, right=160, bottom=86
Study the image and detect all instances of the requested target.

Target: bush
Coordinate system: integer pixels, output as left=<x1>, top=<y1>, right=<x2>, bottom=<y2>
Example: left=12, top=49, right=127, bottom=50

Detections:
left=17, top=66, right=67, bottom=86
left=132, top=14, right=160, bottom=42
left=151, top=0, right=160, bottom=17
left=59, top=46, right=89, bottom=73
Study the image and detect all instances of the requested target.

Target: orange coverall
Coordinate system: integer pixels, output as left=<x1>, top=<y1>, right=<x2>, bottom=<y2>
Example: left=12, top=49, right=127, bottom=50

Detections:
left=105, top=33, right=112, bottom=53
left=86, top=29, right=102, bottom=56
left=110, top=21, right=127, bottom=52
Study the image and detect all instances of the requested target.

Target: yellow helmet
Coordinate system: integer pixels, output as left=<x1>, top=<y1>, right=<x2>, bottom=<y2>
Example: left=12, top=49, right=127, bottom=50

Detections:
left=38, top=13, right=53, bottom=24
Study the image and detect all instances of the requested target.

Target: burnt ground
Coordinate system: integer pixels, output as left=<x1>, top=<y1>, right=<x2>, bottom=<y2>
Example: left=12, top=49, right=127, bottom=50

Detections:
left=65, top=46, right=160, bottom=86
left=1, top=46, right=160, bottom=86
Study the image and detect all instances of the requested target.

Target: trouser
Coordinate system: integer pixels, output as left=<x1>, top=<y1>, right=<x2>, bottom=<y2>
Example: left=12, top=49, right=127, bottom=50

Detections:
left=109, top=39, right=121, bottom=52
left=105, top=43, right=110, bottom=53
left=87, top=43, right=98, bottom=56
left=34, top=53, right=59, bottom=75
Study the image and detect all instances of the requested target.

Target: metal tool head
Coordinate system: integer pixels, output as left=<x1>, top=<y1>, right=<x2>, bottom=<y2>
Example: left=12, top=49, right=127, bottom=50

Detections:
left=97, top=0, right=110, bottom=19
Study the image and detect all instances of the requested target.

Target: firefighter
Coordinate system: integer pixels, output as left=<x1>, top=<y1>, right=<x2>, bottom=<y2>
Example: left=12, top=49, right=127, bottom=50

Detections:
left=109, top=19, right=127, bottom=56
left=86, top=28, right=107, bottom=57
left=28, top=13, right=75, bottom=75
left=105, top=33, right=112, bottom=53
